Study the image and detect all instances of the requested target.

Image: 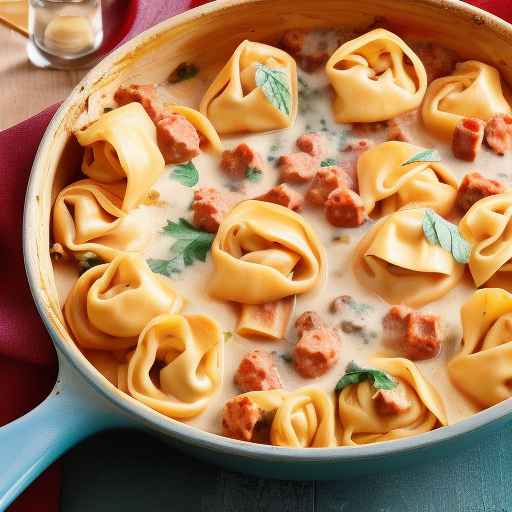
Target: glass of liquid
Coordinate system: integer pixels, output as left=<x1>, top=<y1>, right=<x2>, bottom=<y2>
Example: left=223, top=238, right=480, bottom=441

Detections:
left=27, top=0, right=103, bottom=69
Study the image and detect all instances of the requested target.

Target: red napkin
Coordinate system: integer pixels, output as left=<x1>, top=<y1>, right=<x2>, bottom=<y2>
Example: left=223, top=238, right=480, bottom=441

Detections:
left=0, top=0, right=508, bottom=510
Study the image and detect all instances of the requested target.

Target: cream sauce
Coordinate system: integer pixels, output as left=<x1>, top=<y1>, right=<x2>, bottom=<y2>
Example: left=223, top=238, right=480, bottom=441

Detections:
left=54, top=29, right=512, bottom=436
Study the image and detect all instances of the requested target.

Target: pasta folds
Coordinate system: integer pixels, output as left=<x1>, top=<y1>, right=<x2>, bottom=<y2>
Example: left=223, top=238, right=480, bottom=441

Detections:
left=166, top=104, right=223, bottom=153
left=210, top=200, right=325, bottom=304
left=358, top=142, right=457, bottom=217
left=353, top=207, right=464, bottom=307
left=199, top=40, right=298, bottom=134
left=338, top=358, right=447, bottom=446
left=325, top=29, right=427, bottom=123
left=75, top=102, right=165, bottom=211
left=127, top=313, right=223, bottom=419
left=448, top=288, right=512, bottom=407
left=52, top=179, right=146, bottom=261
left=270, top=387, right=336, bottom=448
left=64, top=253, right=183, bottom=350
left=422, top=61, right=510, bottom=140
left=459, top=192, right=512, bottom=288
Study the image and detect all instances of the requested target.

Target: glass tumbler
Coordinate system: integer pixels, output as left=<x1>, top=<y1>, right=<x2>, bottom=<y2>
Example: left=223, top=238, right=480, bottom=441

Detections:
left=27, top=0, right=103, bottom=69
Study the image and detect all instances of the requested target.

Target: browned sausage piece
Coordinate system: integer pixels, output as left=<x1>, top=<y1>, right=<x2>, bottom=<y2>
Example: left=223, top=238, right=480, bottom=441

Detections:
left=278, top=152, right=317, bottom=183
left=279, top=29, right=328, bottom=72
left=114, top=83, right=165, bottom=123
left=296, top=132, right=329, bottom=157
left=157, top=114, right=201, bottom=164
left=382, top=305, right=441, bottom=361
left=372, top=388, right=411, bottom=415
left=234, top=350, right=283, bottom=393
left=452, top=117, right=485, bottom=162
left=306, top=166, right=353, bottom=206
left=295, top=311, right=324, bottom=336
left=293, top=327, right=341, bottom=378
left=192, top=187, right=233, bottom=233
left=257, top=184, right=304, bottom=212
left=455, top=172, right=505, bottom=213
left=222, top=396, right=263, bottom=441
left=325, top=188, right=365, bottom=228
left=221, top=143, right=265, bottom=180
left=386, top=110, right=419, bottom=143
left=485, top=113, right=512, bottom=155
left=412, top=43, right=457, bottom=83
left=279, top=29, right=305, bottom=55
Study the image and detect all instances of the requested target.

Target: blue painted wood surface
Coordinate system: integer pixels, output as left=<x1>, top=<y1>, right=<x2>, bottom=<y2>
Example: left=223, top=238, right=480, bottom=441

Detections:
left=60, top=427, right=512, bottom=512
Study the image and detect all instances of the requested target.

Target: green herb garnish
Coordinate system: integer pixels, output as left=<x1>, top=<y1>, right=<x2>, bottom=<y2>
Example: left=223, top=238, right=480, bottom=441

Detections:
left=321, top=158, right=337, bottom=167
left=280, top=353, right=293, bottom=363
left=422, top=208, right=471, bottom=264
left=170, top=161, right=199, bottom=187
left=255, top=64, right=291, bottom=116
left=335, top=361, right=397, bottom=392
left=147, top=219, right=214, bottom=276
left=401, top=148, right=441, bottom=167
left=77, top=252, right=104, bottom=274
left=223, top=332, right=233, bottom=342
left=245, top=167, right=263, bottom=183
left=168, top=62, right=199, bottom=83
left=345, top=296, right=373, bottom=315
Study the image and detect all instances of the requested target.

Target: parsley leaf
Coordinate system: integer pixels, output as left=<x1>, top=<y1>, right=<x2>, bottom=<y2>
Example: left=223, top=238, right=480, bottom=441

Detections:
left=170, top=161, right=199, bottom=187
left=148, top=219, right=214, bottom=276
left=335, top=361, right=397, bottom=392
left=422, top=208, right=471, bottom=264
left=168, top=62, right=199, bottom=83
left=245, top=167, right=263, bottom=182
left=223, top=331, right=233, bottom=342
left=321, top=158, right=337, bottom=167
left=77, top=252, right=104, bottom=275
left=255, top=64, right=291, bottom=116
left=401, top=148, right=441, bottom=166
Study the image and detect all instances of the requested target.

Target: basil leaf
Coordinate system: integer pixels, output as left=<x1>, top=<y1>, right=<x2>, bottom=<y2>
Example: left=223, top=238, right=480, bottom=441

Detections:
left=170, top=161, right=199, bottom=187
left=422, top=208, right=471, bottom=264
left=150, top=219, right=214, bottom=276
left=321, top=158, right=337, bottom=167
left=255, top=64, right=291, bottom=116
left=245, top=167, right=263, bottom=182
left=335, top=361, right=397, bottom=392
left=401, top=148, right=441, bottom=167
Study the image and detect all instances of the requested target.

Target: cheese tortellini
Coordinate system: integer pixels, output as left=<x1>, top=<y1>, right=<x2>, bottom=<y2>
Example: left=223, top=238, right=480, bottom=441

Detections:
left=75, top=102, right=165, bottom=211
left=358, top=142, right=458, bottom=217
left=271, top=388, right=336, bottom=448
left=422, top=61, right=511, bottom=140
left=127, top=313, right=223, bottom=419
left=459, top=192, right=512, bottom=288
left=209, top=200, right=325, bottom=304
left=325, top=29, right=427, bottom=123
left=338, top=358, right=447, bottom=446
left=64, top=254, right=183, bottom=350
left=353, top=207, right=464, bottom=307
left=199, top=40, right=298, bottom=134
left=448, top=288, right=512, bottom=408
left=52, top=179, right=146, bottom=261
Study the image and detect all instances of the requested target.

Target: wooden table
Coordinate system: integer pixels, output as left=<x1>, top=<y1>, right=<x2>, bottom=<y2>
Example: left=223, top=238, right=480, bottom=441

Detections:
left=0, top=24, right=84, bottom=131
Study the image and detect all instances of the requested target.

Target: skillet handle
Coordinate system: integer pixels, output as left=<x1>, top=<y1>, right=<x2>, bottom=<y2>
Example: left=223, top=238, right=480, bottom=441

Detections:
left=0, top=354, right=132, bottom=510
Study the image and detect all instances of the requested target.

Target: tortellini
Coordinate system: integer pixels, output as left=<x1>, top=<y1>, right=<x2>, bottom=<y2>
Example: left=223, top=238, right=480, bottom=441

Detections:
left=209, top=200, right=326, bottom=304
left=270, top=388, right=336, bottom=448
left=199, top=40, right=298, bottom=134
left=448, top=288, right=512, bottom=408
left=358, top=142, right=458, bottom=217
left=127, top=313, right=223, bottom=419
left=338, top=358, right=447, bottom=446
left=52, top=179, right=146, bottom=261
left=325, top=29, right=427, bottom=123
left=75, top=102, right=165, bottom=211
left=459, top=192, right=512, bottom=288
left=353, top=207, right=464, bottom=307
left=422, top=61, right=510, bottom=140
left=64, top=253, right=183, bottom=350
